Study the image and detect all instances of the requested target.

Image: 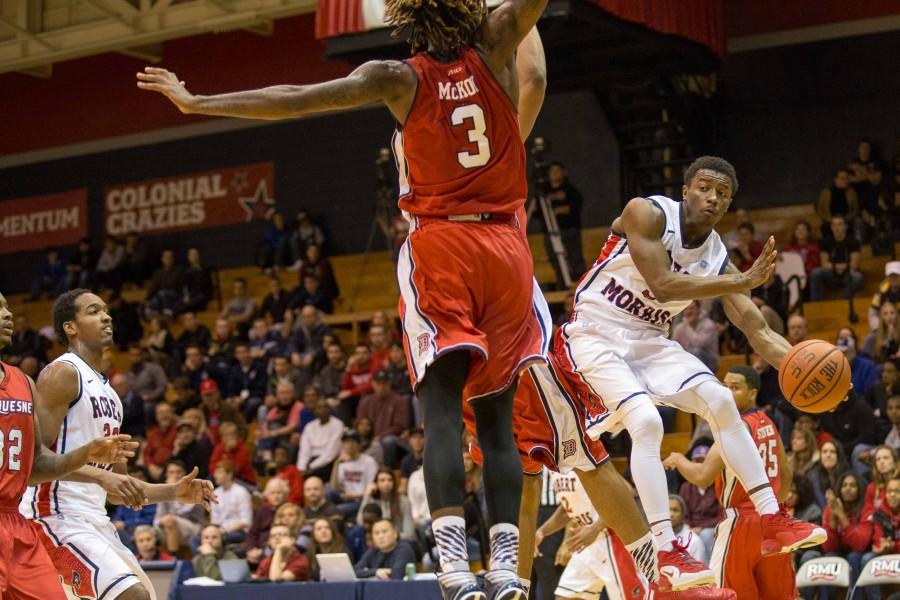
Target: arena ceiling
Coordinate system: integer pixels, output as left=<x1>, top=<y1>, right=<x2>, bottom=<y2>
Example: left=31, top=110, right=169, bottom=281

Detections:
left=0, top=0, right=316, bottom=76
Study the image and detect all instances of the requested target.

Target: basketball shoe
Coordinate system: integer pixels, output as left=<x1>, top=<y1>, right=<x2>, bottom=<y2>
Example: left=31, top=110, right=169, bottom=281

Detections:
left=437, top=570, right=485, bottom=600
left=657, top=540, right=715, bottom=590
left=649, top=584, right=737, bottom=600
left=760, top=509, right=827, bottom=555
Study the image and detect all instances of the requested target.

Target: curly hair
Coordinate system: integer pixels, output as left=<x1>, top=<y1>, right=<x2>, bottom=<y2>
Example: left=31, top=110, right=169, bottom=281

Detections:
left=684, top=155, right=739, bottom=195
left=385, top=0, right=487, bottom=54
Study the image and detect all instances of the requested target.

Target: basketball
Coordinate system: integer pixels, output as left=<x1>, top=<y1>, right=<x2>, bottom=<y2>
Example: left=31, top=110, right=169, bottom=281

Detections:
left=779, top=340, right=851, bottom=413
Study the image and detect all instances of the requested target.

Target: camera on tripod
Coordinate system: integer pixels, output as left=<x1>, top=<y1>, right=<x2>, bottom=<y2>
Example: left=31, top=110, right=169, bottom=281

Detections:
left=531, top=136, right=551, bottom=192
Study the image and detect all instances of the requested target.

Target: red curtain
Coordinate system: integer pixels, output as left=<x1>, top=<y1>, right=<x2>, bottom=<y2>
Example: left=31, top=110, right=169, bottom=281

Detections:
left=315, top=0, right=365, bottom=40
left=590, top=0, right=725, bottom=58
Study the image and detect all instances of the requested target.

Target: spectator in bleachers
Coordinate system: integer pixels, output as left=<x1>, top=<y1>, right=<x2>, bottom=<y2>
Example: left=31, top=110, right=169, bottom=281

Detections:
left=66, top=238, right=95, bottom=291
left=145, top=402, right=178, bottom=481
left=246, top=477, right=290, bottom=566
left=821, top=473, right=872, bottom=589
left=347, top=503, right=381, bottom=562
left=257, top=212, right=293, bottom=271
left=220, top=278, right=256, bottom=335
left=407, top=466, right=430, bottom=541
left=302, top=476, right=342, bottom=527
left=199, top=379, right=245, bottom=446
left=869, top=476, right=900, bottom=560
left=730, top=222, right=764, bottom=272
left=721, top=208, right=753, bottom=250
left=355, top=416, right=385, bottom=466
left=838, top=327, right=879, bottom=397
left=866, top=359, right=900, bottom=422
left=810, top=215, right=864, bottom=300
left=782, top=220, right=821, bottom=279
left=171, top=416, right=212, bottom=479
left=298, top=397, right=344, bottom=481
left=864, top=446, right=899, bottom=515
left=357, top=468, right=415, bottom=542
left=821, top=387, right=878, bottom=478
left=126, top=344, right=167, bottom=406
left=172, top=377, right=200, bottom=415
left=291, top=306, right=331, bottom=372
left=863, top=302, right=900, bottom=363
left=886, top=396, right=900, bottom=450
left=144, top=249, right=184, bottom=318
left=399, top=428, right=424, bottom=494
left=817, top=168, right=860, bottom=240
left=208, top=459, right=253, bottom=547
left=179, top=247, right=213, bottom=314
left=181, top=345, right=218, bottom=395
left=671, top=300, right=719, bottom=373
left=112, top=372, right=144, bottom=438
left=123, top=232, right=149, bottom=286
left=274, top=502, right=305, bottom=540
left=155, top=460, right=206, bottom=555
left=850, top=139, right=886, bottom=237
left=307, top=518, right=348, bottom=581
left=273, top=444, right=304, bottom=504
left=353, top=519, right=416, bottom=581
left=247, top=318, right=276, bottom=362
left=267, top=354, right=308, bottom=404
left=539, top=162, right=586, bottom=289
left=869, top=262, right=900, bottom=331
left=111, top=468, right=155, bottom=550
left=371, top=310, right=401, bottom=343
left=134, top=525, right=173, bottom=562
left=177, top=313, right=212, bottom=355
left=676, top=445, right=722, bottom=556
left=668, top=494, right=707, bottom=563
left=260, top=277, right=292, bottom=324
left=384, top=342, right=412, bottom=397
left=290, top=274, right=334, bottom=315
left=315, top=343, right=347, bottom=401
left=337, top=343, right=376, bottom=425
left=2, top=315, right=46, bottom=366
left=789, top=426, right=820, bottom=477
left=357, top=371, right=409, bottom=469
left=225, top=342, right=267, bottom=421
left=788, top=315, right=809, bottom=346
left=108, top=293, right=143, bottom=351
left=182, top=407, right=212, bottom=445
left=257, top=381, right=303, bottom=462
left=192, top=525, right=238, bottom=581
left=29, top=247, right=67, bottom=301
left=210, top=421, right=256, bottom=484
left=253, top=524, right=310, bottom=581
left=94, top=237, right=124, bottom=292
left=141, top=316, right=174, bottom=374
left=786, top=474, right=822, bottom=525
left=809, top=440, right=849, bottom=508
left=290, top=210, right=326, bottom=262
left=368, top=325, right=391, bottom=371
left=329, top=429, right=379, bottom=519
left=797, top=413, right=835, bottom=448
left=208, top=318, right=240, bottom=366
left=298, top=244, right=339, bottom=304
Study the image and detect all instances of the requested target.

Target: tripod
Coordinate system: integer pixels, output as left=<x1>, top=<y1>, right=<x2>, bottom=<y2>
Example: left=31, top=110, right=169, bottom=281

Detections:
left=528, top=137, right=573, bottom=289
left=347, top=148, right=398, bottom=313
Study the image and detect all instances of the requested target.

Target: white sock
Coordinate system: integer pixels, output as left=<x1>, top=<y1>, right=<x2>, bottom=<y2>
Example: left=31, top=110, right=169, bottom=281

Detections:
left=488, top=523, right=519, bottom=572
left=432, top=516, right=469, bottom=572
left=621, top=402, right=676, bottom=549
left=626, top=531, right=659, bottom=582
left=749, top=486, right=780, bottom=516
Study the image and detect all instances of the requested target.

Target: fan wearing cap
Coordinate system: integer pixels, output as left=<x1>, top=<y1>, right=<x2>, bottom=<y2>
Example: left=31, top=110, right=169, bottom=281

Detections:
left=198, top=378, right=245, bottom=446
left=870, top=261, right=900, bottom=331
left=328, top=430, right=379, bottom=520
left=171, top=417, right=212, bottom=479
left=356, top=370, right=410, bottom=469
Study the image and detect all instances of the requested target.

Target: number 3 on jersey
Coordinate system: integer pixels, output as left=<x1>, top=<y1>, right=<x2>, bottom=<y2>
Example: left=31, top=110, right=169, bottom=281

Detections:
left=0, top=428, right=23, bottom=472
left=452, top=104, right=492, bottom=169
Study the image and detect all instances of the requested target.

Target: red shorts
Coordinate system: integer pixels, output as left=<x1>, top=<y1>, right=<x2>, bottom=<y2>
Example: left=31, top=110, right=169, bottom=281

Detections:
left=468, top=354, right=609, bottom=475
left=710, top=509, right=797, bottom=600
left=398, top=217, right=546, bottom=402
left=0, top=511, right=66, bottom=600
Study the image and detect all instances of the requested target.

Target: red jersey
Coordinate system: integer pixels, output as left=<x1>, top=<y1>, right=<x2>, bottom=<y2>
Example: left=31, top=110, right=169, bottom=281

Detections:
left=716, top=408, right=782, bottom=514
left=0, top=362, right=35, bottom=509
left=395, top=45, right=527, bottom=217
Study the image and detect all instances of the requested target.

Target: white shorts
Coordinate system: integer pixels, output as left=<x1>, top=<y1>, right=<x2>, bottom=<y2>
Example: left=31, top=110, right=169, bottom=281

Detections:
left=558, top=320, right=718, bottom=437
left=555, top=532, right=639, bottom=599
left=32, top=514, right=155, bottom=600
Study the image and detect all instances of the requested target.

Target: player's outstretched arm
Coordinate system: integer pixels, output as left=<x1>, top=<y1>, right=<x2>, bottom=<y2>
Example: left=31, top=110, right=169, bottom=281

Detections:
left=720, top=270, right=791, bottom=369
left=137, top=466, right=218, bottom=511
left=621, top=198, right=777, bottom=302
left=662, top=445, right=725, bottom=489
left=516, top=26, right=546, bottom=141
left=480, top=0, right=549, bottom=62
left=137, top=60, right=417, bottom=123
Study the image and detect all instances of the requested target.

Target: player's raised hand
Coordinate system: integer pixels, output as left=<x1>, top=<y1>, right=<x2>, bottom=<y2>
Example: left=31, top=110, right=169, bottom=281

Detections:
left=136, top=67, right=194, bottom=113
left=100, top=471, right=148, bottom=510
left=743, top=236, right=777, bottom=289
left=85, top=434, right=139, bottom=465
left=174, top=466, right=218, bottom=511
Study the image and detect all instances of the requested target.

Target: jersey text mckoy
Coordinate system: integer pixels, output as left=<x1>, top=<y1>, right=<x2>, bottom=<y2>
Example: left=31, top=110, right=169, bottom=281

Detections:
left=439, top=76, right=480, bottom=101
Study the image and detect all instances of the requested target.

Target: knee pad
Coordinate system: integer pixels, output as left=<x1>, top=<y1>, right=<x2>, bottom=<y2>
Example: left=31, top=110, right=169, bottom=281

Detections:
left=622, top=400, right=664, bottom=445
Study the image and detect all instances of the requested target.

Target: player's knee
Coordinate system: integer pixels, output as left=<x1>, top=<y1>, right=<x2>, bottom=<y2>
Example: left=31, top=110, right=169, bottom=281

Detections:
left=115, top=582, right=151, bottom=600
left=624, top=402, right=664, bottom=443
left=703, top=384, right=741, bottom=426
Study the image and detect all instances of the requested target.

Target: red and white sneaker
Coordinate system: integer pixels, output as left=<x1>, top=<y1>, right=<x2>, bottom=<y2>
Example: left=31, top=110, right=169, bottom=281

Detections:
left=657, top=541, right=715, bottom=591
left=760, top=510, right=827, bottom=555
left=648, top=584, right=737, bottom=600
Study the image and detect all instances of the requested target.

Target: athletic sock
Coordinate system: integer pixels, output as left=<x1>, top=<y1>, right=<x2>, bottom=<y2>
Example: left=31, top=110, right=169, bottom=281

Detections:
left=626, top=532, right=659, bottom=582
left=432, top=516, right=470, bottom=572
left=749, top=487, right=779, bottom=516
left=488, top=523, right=519, bottom=572
left=649, top=520, right=676, bottom=552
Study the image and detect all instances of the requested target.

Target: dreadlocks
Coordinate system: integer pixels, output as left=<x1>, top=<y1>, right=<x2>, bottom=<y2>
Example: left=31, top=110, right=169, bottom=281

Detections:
left=385, top=0, right=487, bottom=54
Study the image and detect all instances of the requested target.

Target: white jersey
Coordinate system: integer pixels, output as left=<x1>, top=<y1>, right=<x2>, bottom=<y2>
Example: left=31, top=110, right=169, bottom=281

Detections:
left=21, top=352, right=123, bottom=523
left=572, top=195, right=729, bottom=331
left=550, top=470, right=598, bottom=528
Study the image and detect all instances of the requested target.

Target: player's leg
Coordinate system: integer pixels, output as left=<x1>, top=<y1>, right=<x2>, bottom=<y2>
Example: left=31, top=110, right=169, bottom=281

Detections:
left=111, top=583, right=151, bottom=600
left=473, top=382, right=527, bottom=600
left=754, top=550, right=797, bottom=600
left=553, top=544, right=607, bottom=600
left=4, top=515, right=67, bottom=600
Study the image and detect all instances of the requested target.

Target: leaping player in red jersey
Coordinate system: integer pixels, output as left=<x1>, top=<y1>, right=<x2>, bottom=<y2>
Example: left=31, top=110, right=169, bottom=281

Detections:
left=664, top=365, right=798, bottom=600
left=138, top=2, right=549, bottom=599
left=0, top=292, right=138, bottom=600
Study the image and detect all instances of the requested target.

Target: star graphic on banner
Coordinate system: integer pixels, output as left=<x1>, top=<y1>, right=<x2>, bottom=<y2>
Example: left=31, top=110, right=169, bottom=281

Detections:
left=238, top=179, right=276, bottom=222
left=230, top=171, right=250, bottom=194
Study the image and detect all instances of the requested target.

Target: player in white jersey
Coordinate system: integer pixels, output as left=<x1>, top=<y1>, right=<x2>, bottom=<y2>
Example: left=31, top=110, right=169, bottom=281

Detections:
left=556, top=156, right=825, bottom=590
left=534, top=470, right=644, bottom=600
left=21, top=290, right=215, bottom=600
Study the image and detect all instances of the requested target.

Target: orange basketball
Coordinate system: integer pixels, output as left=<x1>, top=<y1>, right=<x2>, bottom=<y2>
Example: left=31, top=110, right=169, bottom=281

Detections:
left=779, top=340, right=851, bottom=414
